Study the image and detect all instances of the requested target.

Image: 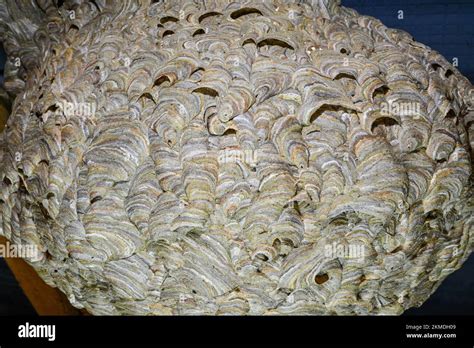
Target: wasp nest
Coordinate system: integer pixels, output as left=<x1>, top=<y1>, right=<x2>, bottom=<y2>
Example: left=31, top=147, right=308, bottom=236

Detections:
left=0, top=0, right=473, bottom=315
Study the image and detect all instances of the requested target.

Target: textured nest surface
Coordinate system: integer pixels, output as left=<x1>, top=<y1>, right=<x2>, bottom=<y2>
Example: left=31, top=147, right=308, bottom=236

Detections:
left=0, top=0, right=473, bottom=315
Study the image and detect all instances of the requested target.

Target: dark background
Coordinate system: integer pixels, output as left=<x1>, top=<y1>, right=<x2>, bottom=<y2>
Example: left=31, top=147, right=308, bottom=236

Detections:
left=0, top=0, right=472, bottom=315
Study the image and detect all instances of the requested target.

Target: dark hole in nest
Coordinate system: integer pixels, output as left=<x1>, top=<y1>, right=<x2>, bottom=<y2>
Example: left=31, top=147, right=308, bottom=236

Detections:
left=222, top=128, right=236, bottom=136
left=334, top=72, right=356, bottom=81
left=445, top=69, right=454, bottom=78
left=192, top=29, right=205, bottom=37
left=431, top=63, right=442, bottom=71
left=46, top=104, right=59, bottom=113
left=445, top=109, right=456, bottom=119
left=426, top=210, right=441, bottom=220
left=309, top=104, right=351, bottom=124
left=230, top=7, right=263, bottom=20
left=371, top=116, right=399, bottom=133
left=193, top=87, right=219, bottom=98
left=68, top=24, right=79, bottom=33
left=160, top=16, right=178, bottom=24
left=154, top=75, right=171, bottom=87
left=162, top=30, right=174, bottom=38
left=39, top=202, right=51, bottom=219
left=272, top=238, right=281, bottom=249
left=255, top=253, right=269, bottom=262
left=315, top=273, right=329, bottom=284
left=283, top=238, right=295, bottom=248
left=242, top=38, right=256, bottom=47
left=198, top=12, right=222, bottom=23
left=258, top=38, right=294, bottom=51
left=372, top=85, right=390, bottom=99
left=139, top=92, right=155, bottom=104
left=90, top=196, right=103, bottom=204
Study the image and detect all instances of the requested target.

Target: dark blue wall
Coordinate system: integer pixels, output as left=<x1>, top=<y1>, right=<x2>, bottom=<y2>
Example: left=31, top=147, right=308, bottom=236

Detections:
left=0, top=262, right=35, bottom=315
left=344, top=0, right=474, bottom=83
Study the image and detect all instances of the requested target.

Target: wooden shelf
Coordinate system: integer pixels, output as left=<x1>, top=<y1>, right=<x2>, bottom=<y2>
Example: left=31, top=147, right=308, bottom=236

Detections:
left=1, top=237, right=85, bottom=315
